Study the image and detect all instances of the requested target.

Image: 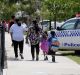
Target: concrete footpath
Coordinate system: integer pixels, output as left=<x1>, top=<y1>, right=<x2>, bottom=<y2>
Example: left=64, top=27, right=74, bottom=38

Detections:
left=3, top=32, right=80, bottom=75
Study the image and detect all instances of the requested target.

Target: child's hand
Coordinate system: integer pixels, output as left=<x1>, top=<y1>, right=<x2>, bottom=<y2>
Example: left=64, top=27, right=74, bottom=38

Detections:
left=52, top=41, right=60, bottom=46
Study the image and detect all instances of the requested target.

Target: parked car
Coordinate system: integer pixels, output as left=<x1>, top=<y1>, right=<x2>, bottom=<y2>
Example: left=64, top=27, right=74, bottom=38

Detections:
left=39, top=20, right=50, bottom=31
left=39, top=20, right=62, bottom=31
left=51, top=21, right=63, bottom=29
left=49, top=17, right=80, bottom=54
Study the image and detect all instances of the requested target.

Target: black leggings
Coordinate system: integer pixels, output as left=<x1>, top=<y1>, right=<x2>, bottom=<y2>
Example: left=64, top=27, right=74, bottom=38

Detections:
left=31, top=43, right=39, bottom=59
left=13, top=40, right=24, bottom=57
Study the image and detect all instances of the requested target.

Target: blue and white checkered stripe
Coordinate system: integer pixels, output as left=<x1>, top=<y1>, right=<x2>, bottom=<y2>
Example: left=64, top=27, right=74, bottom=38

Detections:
left=56, top=30, right=80, bottom=37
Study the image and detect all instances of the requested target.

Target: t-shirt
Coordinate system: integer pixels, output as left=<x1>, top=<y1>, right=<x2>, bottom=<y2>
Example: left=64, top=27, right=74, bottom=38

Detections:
left=10, top=24, right=26, bottom=41
left=28, top=26, right=41, bottom=45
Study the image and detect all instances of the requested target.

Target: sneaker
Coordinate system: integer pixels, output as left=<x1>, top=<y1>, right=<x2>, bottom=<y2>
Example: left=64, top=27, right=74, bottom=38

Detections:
left=52, top=56, right=55, bottom=62
left=46, top=56, right=48, bottom=60
left=15, top=57, right=18, bottom=60
left=32, top=57, right=34, bottom=61
left=44, top=58, right=46, bottom=60
left=36, top=57, right=39, bottom=61
left=20, top=53, right=24, bottom=59
left=44, top=56, right=48, bottom=60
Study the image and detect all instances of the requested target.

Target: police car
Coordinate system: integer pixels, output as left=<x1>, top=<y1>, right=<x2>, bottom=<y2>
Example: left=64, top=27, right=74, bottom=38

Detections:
left=50, top=17, right=80, bottom=52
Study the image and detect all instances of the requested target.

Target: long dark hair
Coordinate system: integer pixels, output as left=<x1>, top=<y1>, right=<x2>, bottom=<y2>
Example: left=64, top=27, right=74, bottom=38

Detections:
left=42, top=31, right=48, bottom=39
left=33, top=20, right=39, bottom=34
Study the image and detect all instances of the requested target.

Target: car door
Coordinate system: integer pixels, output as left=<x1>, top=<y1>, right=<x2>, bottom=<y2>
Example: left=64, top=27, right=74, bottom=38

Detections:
left=73, top=19, right=80, bottom=50
left=56, top=19, right=78, bottom=49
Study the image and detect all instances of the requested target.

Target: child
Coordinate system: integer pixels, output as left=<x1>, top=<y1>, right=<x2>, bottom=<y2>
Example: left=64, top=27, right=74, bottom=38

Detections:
left=40, top=31, right=49, bottom=60
left=48, top=31, right=60, bottom=62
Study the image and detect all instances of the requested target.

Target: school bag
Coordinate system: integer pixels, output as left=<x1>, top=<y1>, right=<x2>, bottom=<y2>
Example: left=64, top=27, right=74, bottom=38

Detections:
left=49, top=37, right=60, bottom=52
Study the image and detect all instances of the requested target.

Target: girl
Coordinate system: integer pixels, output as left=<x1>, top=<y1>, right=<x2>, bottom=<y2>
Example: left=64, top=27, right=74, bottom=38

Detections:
left=41, top=31, right=49, bottom=60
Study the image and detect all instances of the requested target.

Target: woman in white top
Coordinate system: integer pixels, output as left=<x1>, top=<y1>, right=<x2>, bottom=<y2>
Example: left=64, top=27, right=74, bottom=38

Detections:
left=10, top=19, right=26, bottom=59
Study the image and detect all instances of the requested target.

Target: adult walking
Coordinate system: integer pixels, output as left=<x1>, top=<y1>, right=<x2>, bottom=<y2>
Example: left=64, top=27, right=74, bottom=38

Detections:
left=10, top=19, right=26, bottom=59
left=28, top=20, right=41, bottom=61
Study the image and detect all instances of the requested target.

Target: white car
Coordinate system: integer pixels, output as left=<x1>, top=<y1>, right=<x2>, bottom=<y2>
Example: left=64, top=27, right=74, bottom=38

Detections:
left=49, top=17, right=80, bottom=53
left=39, top=20, right=62, bottom=31
left=39, top=20, right=50, bottom=31
left=51, top=21, right=63, bottom=29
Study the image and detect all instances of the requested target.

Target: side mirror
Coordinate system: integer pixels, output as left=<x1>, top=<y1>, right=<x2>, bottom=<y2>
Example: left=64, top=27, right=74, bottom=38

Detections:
left=57, top=27, right=61, bottom=30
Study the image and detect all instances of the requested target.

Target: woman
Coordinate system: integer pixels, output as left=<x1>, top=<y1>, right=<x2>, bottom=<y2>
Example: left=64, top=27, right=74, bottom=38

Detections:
left=28, top=20, right=41, bottom=61
left=10, top=19, right=26, bottom=59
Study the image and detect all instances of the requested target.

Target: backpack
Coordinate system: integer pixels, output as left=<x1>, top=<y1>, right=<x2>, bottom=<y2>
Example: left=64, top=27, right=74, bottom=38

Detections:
left=48, top=37, right=60, bottom=52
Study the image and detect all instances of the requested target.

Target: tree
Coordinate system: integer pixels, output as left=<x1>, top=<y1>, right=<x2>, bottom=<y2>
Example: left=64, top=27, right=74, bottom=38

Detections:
left=0, top=0, right=36, bottom=20
left=41, top=0, right=80, bottom=21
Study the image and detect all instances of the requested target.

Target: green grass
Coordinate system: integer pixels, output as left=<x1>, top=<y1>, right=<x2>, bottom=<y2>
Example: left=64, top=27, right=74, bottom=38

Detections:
left=67, top=55, right=80, bottom=64
left=60, top=51, right=80, bottom=64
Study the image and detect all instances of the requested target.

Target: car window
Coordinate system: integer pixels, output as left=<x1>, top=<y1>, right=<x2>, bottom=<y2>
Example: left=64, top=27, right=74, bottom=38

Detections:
left=61, top=19, right=77, bottom=30
left=41, top=21, right=49, bottom=26
left=76, top=20, right=80, bottom=29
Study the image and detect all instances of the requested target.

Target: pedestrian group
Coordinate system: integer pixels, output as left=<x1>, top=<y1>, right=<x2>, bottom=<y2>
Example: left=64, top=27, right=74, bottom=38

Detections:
left=9, top=17, right=60, bottom=62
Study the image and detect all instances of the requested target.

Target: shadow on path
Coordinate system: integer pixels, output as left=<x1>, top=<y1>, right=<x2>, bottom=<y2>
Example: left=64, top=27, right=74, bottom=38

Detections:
left=60, top=51, right=80, bottom=57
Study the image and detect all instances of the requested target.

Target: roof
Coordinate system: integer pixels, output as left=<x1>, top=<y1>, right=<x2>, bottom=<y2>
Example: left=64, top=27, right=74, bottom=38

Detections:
left=64, top=17, right=80, bottom=23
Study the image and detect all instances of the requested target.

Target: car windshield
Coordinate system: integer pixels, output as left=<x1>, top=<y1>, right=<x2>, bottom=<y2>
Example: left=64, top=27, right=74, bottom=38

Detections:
left=41, top=21, right=49, bottom=26
left=61, top=19, right=77, bottom=30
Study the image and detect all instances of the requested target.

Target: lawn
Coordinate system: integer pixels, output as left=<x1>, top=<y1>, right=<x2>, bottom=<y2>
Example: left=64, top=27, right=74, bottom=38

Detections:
left=59, top=51, right=80, bottom=64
